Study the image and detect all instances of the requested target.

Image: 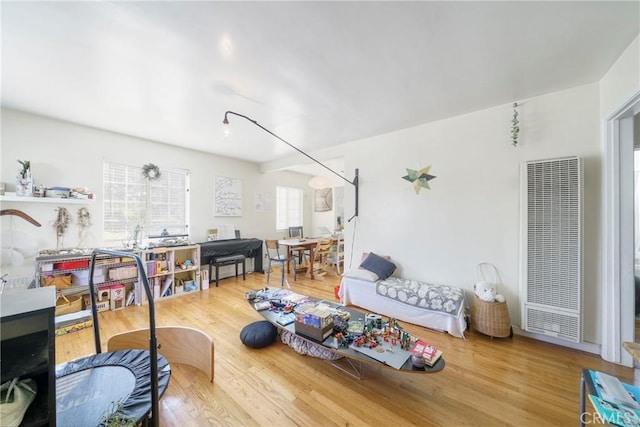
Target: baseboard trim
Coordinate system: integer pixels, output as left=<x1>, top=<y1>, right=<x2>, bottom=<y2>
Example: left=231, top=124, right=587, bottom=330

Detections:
left=512, top=326, right=601, bottom=355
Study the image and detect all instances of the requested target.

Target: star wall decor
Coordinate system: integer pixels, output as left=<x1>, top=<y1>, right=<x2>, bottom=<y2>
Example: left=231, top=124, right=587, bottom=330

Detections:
left=402, top=165, right=436, bottom=194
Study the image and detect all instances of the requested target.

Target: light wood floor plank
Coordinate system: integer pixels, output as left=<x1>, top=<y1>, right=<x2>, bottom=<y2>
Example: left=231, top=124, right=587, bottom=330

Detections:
left=55, top=271, right=633, bottom=426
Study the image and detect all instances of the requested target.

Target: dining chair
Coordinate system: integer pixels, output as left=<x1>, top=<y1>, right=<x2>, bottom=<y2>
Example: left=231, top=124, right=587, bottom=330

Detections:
left=287, top=226, right=308, bottom=267
left=265, top=239, right=297, bottom=287
left=309, top=239, right=333, bottom=277
left=325, top=235, right=344, bottom=275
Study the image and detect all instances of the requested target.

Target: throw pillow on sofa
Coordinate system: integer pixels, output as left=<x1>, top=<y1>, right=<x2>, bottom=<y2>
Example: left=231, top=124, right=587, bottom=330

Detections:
left=359, top=252, right=396, bottom=280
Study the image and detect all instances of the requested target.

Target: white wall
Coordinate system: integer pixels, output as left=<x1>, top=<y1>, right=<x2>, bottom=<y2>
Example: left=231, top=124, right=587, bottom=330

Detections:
left=600, top=36, right=640, bottom=120
left=0, top=109, right=313, bottom=278
left=340, top=83, right=602, bottom=343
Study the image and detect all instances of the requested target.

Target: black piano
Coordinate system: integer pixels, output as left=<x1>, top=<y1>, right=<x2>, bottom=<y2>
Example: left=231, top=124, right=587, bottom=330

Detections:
left=198, top=238, right=264, bottom=274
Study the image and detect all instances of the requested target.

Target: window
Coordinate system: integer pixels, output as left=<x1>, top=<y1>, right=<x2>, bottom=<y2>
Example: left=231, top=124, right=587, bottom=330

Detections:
left=276, top=186, right=303, bottom=231
left=103, top=161, right=190, bottom=244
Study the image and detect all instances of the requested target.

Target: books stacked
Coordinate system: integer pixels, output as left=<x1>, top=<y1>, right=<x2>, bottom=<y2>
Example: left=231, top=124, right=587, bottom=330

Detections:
left=411, top=339, right=443, bottom=367
left=588, top=371, right=640, bottom=425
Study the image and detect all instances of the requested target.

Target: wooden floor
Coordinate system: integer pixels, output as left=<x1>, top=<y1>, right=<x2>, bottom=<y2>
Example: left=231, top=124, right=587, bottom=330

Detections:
left=56, top=270, right=634, bottom=426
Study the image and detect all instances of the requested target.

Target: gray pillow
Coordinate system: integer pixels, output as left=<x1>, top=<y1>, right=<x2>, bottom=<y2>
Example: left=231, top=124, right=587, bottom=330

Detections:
left=359, top=252, right=396, bottom=280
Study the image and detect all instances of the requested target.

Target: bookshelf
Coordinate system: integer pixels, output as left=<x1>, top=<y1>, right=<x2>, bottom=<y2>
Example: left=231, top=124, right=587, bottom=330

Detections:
left=140, top=245, right=201, bottom=303
left=34, top=245, right=201, bottom=323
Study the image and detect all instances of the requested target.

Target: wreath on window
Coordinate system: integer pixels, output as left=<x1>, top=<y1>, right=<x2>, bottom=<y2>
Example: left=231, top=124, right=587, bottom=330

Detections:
left=142, top=163, right=161, bottom=181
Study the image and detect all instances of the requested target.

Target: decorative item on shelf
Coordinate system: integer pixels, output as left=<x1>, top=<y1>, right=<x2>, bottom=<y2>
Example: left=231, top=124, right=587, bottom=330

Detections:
left=16, top=160, right=33, bottom=197
left=46, top=187, right=70, bottom=198
left=33, top=185, right=45, bottom=198
left=142, top=163, right=161, bottom=181
left=70, top=187, right=94, bottom=199
left=511, top=102, right=520, bottom=147
left=402, top=165, right=436, bottom=194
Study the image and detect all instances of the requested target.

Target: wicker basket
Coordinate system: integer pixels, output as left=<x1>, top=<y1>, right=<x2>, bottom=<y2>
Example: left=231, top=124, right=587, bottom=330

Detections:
left=41, top=274, right=72, bottom=290
left=470, top=295, right=512, bottom=338
left=55, top=293, right=83, bottom=316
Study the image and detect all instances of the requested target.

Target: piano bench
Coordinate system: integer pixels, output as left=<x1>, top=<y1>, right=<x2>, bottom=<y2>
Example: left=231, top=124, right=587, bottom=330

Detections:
left=210, top=254, right=246, bottom=287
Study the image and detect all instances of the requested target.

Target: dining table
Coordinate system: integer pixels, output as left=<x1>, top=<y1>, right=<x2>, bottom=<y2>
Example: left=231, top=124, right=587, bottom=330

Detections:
left=278, top=238, right=323, bottom=279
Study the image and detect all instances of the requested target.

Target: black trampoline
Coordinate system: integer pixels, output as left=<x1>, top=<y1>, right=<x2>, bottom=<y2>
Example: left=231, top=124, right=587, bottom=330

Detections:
left=56, top=349, right=170, bottom=426
left=55, top=249, right=170, bottom=426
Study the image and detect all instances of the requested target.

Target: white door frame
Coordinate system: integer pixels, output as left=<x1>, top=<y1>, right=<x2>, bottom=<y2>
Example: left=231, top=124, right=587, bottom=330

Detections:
left=602, top=91, right=640, bottom=366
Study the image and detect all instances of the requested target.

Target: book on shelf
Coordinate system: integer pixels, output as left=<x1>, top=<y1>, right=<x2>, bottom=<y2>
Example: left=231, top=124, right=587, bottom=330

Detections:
left=411, top=339, right=437, bottom=361
left=146, top=260, right=157, bottom=276
left=254, top=301, right=271, bottom=311
left=161, top=278, right=172, bottom=297
left=125, top=291, right=135, bottom=306
left=153, top=279, right=160, bottom=299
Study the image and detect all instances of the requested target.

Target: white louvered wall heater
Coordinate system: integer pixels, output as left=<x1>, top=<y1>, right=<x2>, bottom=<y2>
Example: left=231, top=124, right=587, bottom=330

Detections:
left=521, top=156, right=582, bottom=343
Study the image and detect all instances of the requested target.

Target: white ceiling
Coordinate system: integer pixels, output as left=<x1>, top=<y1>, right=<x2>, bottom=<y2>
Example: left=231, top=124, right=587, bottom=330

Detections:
left=1, top=1, right=638, bottom=173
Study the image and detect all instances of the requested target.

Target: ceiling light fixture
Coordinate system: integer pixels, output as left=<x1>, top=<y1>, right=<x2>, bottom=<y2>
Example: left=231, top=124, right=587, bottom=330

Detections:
left=223, top=111, right=359, bottom=221
left=308, top=175, right=332, bottom=189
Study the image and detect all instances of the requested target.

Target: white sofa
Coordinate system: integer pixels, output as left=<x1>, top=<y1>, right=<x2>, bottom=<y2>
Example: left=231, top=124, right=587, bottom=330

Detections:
left=339, top=275, right=467, bottom=338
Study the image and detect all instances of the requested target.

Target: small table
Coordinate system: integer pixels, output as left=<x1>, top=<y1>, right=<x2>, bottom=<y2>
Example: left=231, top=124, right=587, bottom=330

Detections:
left=250, top=288, right=445, bottom=378
left=278, top=239, right=322, bottom=279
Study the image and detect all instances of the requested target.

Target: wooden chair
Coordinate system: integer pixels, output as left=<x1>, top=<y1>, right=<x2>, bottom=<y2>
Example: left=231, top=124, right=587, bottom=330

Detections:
left=309, top=239, right=333, bottom=276
left=325, top=235, right=344, bottom=275
left=287, top=226, right=309, bottom=267
left=265, top=239, right=297, bottom=286
left=107, top=326, right=214, bottom=382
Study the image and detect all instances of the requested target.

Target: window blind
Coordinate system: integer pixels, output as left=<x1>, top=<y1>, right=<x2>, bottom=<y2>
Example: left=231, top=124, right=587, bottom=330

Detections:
left=276, top=186, right=303, bottom=231
left=103, top=162, right=189, bottom=243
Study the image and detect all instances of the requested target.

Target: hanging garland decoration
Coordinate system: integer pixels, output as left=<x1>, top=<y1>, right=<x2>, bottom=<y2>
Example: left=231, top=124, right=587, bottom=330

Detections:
left=511, top=102, right=520, bottom=147
left=53, top=207, right=71, bottom=249
left=142, top=163, right=161, bottom=181
left=77, top=207, right=92, bottom=247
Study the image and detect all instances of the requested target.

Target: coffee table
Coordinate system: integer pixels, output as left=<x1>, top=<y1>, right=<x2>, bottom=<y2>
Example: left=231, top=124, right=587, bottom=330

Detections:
left=248, top=288, right=445, bottom=378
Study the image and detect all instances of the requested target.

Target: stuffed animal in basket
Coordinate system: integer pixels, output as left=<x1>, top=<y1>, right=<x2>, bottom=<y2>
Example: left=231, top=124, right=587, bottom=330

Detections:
left=474, top=281, right=506, bottom=303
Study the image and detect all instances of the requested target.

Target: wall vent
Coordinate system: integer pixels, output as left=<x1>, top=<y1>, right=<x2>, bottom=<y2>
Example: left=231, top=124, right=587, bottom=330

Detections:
left=521, top=156, right=582, bottom=343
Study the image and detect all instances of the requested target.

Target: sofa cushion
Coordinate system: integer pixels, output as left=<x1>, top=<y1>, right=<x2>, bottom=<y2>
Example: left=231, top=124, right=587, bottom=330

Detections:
left=240, top=320, right=278, bottom=349
left=359, top=252, right=396, bottom=280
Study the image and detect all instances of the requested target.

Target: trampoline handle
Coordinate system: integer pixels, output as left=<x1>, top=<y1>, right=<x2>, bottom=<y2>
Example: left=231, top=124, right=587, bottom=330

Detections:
left=89, top=249, right=160, bottom=427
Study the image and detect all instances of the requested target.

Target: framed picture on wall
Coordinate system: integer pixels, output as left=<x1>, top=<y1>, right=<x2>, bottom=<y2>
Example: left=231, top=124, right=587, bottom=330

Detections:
left=214, top=176, right=243, bottom=216
left=314, top=188, right=333, bottom=212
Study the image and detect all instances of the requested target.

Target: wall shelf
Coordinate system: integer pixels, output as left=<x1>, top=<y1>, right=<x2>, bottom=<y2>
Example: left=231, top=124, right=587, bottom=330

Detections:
left=0, top=192, right=93, bottom=204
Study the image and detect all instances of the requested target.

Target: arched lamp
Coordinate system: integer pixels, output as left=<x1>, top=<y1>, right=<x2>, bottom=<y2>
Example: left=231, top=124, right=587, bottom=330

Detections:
left=223, top=111, right=359, bottom=221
